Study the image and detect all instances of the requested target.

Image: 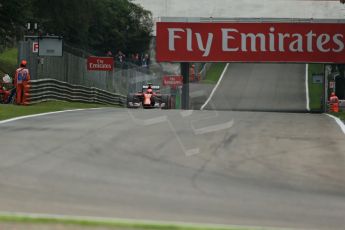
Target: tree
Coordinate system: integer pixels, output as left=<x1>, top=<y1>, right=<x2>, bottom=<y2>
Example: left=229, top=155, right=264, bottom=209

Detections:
left=0, top=0, right=31, bottom=49
left=87, top=0, right=152, bottom=54
left=31, top=0, right=93, bottom=49
left=0, top=0, right=153, bottom=55
left=30, top=0, right=152, bottom=55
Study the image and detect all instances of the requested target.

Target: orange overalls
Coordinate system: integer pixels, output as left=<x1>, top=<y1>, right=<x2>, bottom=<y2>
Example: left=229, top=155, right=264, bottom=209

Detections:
left=329, top=94, right=339, bottom=113
left=14, top=67, right=30, bottom=105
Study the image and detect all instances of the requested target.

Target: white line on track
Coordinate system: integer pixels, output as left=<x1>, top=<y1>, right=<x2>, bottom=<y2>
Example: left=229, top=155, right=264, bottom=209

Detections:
left=326, top=114, right=345, bottom=135
left=0, top=108, right=107, bottom=125
left=200, top=63, right=229, bottom=110
left=305, top=64, right=310, bottom=112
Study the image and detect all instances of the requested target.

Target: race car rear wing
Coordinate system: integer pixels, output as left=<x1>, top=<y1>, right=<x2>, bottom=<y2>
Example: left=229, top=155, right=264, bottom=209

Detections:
left=142, top=85, right=160, bottom=90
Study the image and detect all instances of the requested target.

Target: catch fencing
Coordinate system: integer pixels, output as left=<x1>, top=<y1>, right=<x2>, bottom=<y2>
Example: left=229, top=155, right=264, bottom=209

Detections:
left=18, top=40, right=172, bottom=97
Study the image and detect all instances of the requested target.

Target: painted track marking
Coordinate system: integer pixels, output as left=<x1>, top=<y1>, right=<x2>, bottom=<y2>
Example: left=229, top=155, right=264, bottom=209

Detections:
left=200, top=63, right=229, bottom=110
left=0, top=108, right=107, bottom=125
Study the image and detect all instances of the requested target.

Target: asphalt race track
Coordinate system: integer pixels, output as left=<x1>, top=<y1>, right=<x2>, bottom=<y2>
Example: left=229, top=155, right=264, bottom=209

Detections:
left=0, top=107, right=345, bottom=230
left=203, top=63, right=307, bottom=112
left=0, top=63, right=345, bottom=230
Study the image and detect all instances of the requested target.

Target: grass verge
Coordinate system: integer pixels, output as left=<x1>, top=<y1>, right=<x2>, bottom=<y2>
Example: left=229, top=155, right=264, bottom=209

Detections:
left=308, top=63, right=324, bottom=111
left=307, top=64, right=345, bottom=121
left=202, top=63, right=226, bottom=84
left=329, top=111, right=345, bottom=121
left=0, top=47, right=18, bottom=75
left=0, top=214, right=258, bottom=230
left=0, top=101, right=114, bottom=121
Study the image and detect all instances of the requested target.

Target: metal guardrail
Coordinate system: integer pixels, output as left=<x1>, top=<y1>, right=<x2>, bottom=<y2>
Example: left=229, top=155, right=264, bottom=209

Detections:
left=339, top=100, right=345, bottom=108
left=24, top=78, right=126, bottom=106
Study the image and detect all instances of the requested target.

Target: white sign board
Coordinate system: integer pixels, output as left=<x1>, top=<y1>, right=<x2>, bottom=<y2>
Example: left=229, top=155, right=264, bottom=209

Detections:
left=329, top=81, right=335, bottom=89
left=38, top=37, right=63, bottom=57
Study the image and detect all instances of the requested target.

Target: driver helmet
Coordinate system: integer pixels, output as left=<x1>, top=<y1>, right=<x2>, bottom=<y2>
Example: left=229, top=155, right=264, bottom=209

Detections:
left=2, top=74, right=11, bottom=83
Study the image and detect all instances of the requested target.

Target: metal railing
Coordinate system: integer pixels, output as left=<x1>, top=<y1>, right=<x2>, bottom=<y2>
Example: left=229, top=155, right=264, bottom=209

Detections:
left=24, top=78, right=126, bottom=106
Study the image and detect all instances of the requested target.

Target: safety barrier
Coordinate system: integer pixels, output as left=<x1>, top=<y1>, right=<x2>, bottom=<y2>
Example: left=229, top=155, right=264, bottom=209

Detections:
left=339, top=100, right=345, bottom=108
left=22, top=78, right=126, bottom=106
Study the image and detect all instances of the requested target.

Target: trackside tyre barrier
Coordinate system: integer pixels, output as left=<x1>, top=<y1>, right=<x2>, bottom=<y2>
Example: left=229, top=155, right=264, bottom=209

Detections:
left=24, top=78, right=126, bottom=106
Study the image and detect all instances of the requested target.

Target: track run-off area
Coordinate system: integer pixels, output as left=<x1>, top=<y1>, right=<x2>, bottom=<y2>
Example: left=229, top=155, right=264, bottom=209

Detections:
left=1, top=63, right=345, bottom=230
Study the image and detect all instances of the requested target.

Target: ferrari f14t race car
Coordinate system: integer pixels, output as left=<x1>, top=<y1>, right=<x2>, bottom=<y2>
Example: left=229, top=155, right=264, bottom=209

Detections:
left=127, top=84, right=172, bottom=109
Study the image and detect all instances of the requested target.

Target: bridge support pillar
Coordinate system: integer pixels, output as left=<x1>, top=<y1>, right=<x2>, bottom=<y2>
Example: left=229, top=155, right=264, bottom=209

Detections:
left=181, top=62, right=189, bottom=110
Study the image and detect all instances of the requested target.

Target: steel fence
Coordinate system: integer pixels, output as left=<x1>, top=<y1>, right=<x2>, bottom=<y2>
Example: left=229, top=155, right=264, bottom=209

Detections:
left=18, top=41, right=172, bottom=97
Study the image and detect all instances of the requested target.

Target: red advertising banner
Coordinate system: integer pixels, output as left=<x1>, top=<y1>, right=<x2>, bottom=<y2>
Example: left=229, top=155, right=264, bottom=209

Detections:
left=87, top=56, right=114, bottom=71
left=156, top=22, right=345, bottom=63
left=163, top=75, right=183, bottom=87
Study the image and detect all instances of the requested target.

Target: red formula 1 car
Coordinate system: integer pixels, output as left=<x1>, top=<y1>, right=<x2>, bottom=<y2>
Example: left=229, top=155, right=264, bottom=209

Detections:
left=127, top=84, right=172, bottom=109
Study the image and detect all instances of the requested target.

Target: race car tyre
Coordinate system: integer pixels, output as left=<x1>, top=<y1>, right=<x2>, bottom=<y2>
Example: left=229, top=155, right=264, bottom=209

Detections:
left=151, top=96, right=156, bottom=107
left=9, top=89, right=16, bottom=104
left=127, top=94, right=134, bottom=108
left=169, top=96, right=175, bottom=109
left=161, top=95, right=171, bottom=109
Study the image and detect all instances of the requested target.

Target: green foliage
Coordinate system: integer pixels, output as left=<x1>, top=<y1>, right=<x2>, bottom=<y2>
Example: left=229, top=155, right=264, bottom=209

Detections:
left=0, top=0, right=31, bottom=48
left=308, top=64, right=324, bottom=111
left=0, top=0, right=153, bottom=55
left=202, top=63, right=226, bottom=84
left=0, top=101, right=114, bottom=121
left=330, top=112, right=345, bottom=120
left=0, top=47, right=18, bottom=74
left=0, top=214, right=251, bottom=230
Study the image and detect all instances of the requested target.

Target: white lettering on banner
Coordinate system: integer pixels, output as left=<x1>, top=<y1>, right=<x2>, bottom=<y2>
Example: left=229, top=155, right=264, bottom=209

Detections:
left=168, top=28, right=213, bottom=56
left=187, top=28, right=193, bottom=51
left=167, top=26, right=345, bottom=54
left=168, top=28, right=184, bottom=51
left=241, top=33, right=266, bottom=52
left=289, top=34, right=303, bottom=52
left=89, top=63, right=112, bottom=69
left=269, top=27, right=276, bottom=52
left=221, top=29, right=239, bottom=51
left=333, top=34, right=344, bottom=52
left=317, top=34, right=331, bottom=52
left=89, top=59, right=111, bottom=69
left=306, top=31, right=316, bottom=52
left=196, top=33, right=213, bottom=56
left=278, top=33, right=290, bottom=52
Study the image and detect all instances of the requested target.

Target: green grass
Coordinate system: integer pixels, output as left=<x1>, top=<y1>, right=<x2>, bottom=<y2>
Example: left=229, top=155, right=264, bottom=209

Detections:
left=308, top=64, right=324, bottom=111
left=330, top=111, right=345, bottom=121
left=0, top=101, right=113, bottom=121
left=0, top=47, right=18, bottom=75
left=202, top=63, right=226, bottom=84
left=0, top=214, right=259, bottom=230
